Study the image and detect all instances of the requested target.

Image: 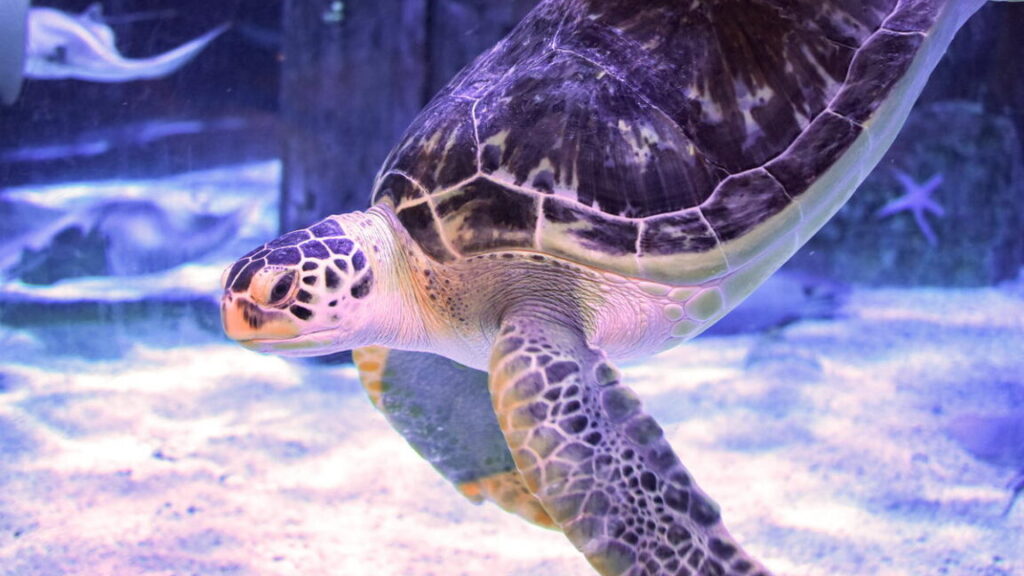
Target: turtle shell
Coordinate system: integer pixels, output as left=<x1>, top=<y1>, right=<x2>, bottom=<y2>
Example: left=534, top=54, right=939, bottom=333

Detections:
left=372, top=0, right=968, bottom=285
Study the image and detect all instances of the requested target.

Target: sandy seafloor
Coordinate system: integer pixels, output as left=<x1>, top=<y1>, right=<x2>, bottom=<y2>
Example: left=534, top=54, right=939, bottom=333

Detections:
left=1, top=162, right=1023, bottom=576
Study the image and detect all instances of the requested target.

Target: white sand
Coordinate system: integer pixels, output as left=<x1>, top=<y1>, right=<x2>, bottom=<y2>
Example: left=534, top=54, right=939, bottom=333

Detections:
left=1, top=285, right=1022, bottom=576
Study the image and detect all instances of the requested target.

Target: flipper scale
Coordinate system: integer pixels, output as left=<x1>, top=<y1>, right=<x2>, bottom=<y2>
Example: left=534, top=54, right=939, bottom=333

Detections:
left=489, top=315, right=770, bottom=576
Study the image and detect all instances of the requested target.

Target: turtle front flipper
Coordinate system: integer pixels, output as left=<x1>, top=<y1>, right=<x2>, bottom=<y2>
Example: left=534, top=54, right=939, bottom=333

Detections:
left=352, top=346, right=555, bottom=528
left=489, top=318, right=771, bottom=576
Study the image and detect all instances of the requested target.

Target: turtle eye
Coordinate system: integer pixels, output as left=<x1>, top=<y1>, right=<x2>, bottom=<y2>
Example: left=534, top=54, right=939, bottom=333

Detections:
left=253, top=269, right=297, bottom=307
left=268, top=272, right=295, bottom=305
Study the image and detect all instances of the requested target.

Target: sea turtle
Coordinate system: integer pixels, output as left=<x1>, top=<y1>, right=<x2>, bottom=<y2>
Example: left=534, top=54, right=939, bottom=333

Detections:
left=220, top=1, right=1020, bottom=574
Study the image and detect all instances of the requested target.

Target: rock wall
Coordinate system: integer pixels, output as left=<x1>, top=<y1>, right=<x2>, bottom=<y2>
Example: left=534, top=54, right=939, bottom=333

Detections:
left=789, top=101, right=1024, bottom=286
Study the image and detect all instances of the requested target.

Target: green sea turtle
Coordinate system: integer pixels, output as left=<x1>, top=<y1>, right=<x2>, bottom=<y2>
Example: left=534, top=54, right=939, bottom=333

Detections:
left=221, top=1, right=1020, bottom=574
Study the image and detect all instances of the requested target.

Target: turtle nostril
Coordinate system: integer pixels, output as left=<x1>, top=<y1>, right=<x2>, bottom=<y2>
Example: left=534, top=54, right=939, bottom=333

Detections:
left=269, top=272, right=296, bottom=305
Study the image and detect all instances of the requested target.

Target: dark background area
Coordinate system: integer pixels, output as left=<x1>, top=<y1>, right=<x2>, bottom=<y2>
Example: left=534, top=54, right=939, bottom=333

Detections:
left=276, top=0, right=535, bottom=231
left=918, top=3, right=1024, bottom=161
left=0, top=0, right=536, bottom=228
left=0, top=0, right=282, bottom=183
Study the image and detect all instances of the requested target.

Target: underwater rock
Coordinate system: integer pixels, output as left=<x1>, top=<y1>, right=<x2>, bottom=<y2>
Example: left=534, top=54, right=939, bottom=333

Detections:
left=1, top=199, right=243, bottom=284
left=0, top=198, right=64, bottom=244
left=947, top=412, right=1024, bottom=468
left=945, top=411, right=1024, bottom=512
left=789, top=100, right=1024, bottom=286
left=705, top=270, right=848, bottom=336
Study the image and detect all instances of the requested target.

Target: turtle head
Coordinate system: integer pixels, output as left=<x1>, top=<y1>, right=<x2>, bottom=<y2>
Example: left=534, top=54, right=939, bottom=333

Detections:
left=220, top=216, right=378, bottom=356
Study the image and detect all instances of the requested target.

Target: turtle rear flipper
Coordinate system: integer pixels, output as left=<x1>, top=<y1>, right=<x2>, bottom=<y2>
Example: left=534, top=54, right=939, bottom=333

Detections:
left=353, top=346, right=554, bottom=528
left=489, top=317, right=770, bottom=576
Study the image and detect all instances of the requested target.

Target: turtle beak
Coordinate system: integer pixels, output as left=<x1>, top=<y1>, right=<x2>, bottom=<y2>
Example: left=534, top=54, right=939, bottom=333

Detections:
left=220, top=292, right=300, bottom=346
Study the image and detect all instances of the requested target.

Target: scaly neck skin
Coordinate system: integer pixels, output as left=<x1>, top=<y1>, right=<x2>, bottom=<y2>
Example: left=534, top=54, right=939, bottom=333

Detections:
left=346, top=207, right=655, bottom=370
left=340, top=205, right=446, bottom=354
left=350, top=206, right=569, bottom=369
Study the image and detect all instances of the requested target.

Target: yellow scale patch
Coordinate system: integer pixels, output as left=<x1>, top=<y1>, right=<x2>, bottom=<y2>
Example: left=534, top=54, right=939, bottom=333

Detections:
left=458, top=471, right=557, bottom=530
left=353, top=346, right=390, bottom=409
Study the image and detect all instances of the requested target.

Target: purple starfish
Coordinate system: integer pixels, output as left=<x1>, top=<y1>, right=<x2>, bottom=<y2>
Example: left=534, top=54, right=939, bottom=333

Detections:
left=875, top=168, right=945, bottom=245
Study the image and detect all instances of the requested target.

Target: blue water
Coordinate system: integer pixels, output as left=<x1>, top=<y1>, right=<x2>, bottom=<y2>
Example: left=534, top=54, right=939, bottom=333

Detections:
left=1, top=2, right=1023, bottom=575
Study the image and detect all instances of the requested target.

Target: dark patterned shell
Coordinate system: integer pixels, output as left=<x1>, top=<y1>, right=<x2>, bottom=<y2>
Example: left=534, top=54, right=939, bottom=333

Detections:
left=372, top=0, right=974, bottom=285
